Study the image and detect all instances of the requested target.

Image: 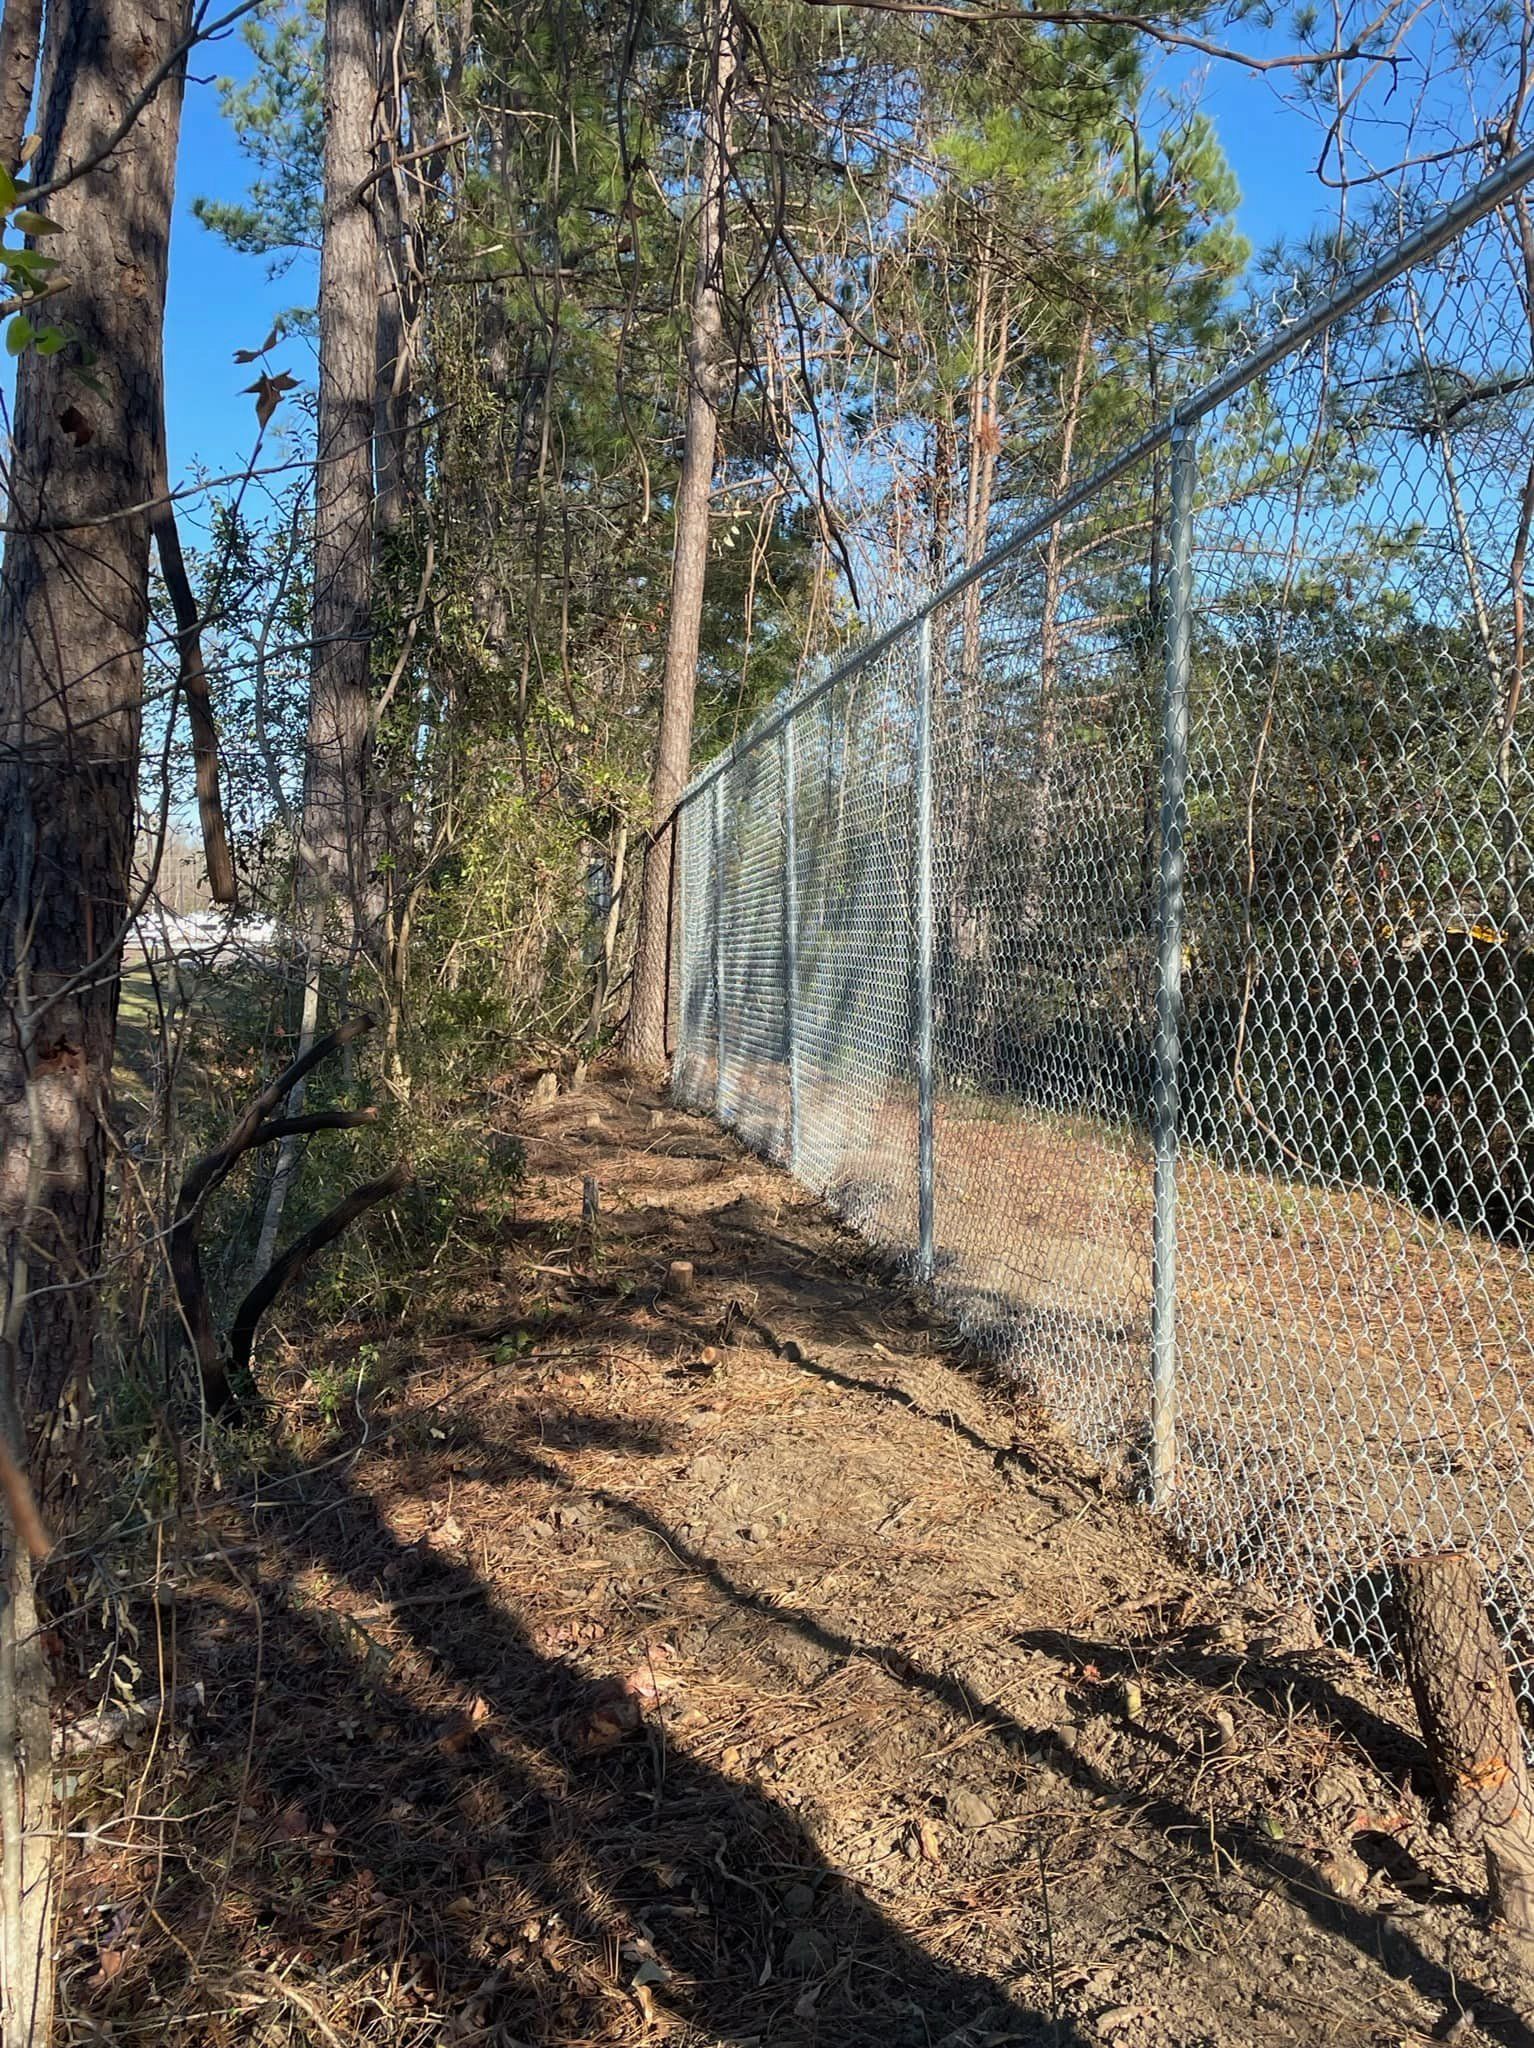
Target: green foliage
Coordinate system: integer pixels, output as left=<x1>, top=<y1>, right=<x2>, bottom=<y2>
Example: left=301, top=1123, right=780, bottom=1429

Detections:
left=0, top=160, right=67, bottom=357
left=193, top=0, right=324, bottom=268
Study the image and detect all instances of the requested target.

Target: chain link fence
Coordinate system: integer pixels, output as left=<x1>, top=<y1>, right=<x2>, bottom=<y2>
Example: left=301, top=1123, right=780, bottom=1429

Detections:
left=672, top=148, right=1534, bottom=1705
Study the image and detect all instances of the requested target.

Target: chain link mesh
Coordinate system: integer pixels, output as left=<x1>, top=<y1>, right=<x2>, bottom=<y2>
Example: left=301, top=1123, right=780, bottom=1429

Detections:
left=672, top=171, right=1534, bottom=1711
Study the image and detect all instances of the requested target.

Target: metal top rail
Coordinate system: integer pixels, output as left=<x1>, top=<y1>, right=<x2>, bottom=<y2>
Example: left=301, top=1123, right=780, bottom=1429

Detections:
left=676, top=138, right=1534, bottom=810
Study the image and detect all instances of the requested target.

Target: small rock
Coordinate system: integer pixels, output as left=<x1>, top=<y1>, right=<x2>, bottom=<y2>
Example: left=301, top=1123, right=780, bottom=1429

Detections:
left=944, top=1786, right=997, bottom=1831
left=779, top=1337, right=807, bottom=1364
left=782, top=1882, right=816, bottom=1918
left=1095, top=2006, right=1151, bottom=2040
left=1315, top=1845, right=1369, bottom=1899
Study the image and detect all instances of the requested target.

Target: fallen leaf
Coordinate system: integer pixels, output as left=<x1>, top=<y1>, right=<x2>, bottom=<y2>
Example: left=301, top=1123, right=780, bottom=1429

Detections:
left=88, top=1946, right=127, bottom=1992
left=436, top=1711, right=477, bottom=1756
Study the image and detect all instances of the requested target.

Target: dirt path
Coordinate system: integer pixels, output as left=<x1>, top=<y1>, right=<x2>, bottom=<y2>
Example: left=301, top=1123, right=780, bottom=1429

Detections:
left=99, top=1073, right=1534, bottom=2046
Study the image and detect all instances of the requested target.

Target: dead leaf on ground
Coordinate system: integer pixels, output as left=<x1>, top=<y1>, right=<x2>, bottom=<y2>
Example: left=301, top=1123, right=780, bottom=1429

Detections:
left=568, top=1688, right=643, bottom=1752
left=436, top=1711, right=479, bottom=1756
left=87, top=1946, right=128, bottom=1992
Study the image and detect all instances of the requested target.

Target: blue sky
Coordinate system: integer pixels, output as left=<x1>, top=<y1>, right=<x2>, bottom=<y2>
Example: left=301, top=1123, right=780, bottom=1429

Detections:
left=167, top=20, right=1346, bottom=504
left=166, top=21, right=316, bottom=511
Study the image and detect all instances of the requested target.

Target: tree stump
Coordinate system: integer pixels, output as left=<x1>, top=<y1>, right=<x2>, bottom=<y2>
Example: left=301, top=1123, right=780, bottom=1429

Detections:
left=665, top=1260, right=694, bottom=1300
left=1393, top=1551, right=1534, bottom=1938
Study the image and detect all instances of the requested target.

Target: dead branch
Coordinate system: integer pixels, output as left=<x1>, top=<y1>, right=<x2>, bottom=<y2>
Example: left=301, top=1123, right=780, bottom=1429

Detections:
left=151, top=450, right=236, bottom=905
left=0, top=1436, right=48, bottom=1560
left=227, top=1165, right=413, bottom=1384
left=53, top=1683, right=205, bottom=1761
left=171, top=1016, right=377, bottom=1409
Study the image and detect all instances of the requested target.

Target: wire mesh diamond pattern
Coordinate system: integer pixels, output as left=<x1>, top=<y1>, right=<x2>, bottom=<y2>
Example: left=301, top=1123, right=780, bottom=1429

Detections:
left=671, top=156, right=1534, bottom=1717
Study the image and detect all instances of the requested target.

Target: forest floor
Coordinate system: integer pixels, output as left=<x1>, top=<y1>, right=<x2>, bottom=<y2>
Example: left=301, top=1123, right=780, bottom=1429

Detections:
left=65, top=1069, right=1534, bottom=2048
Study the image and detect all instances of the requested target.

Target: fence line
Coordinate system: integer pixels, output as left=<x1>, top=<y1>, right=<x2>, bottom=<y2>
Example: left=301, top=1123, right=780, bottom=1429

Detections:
left=672, top=146, right=1534, bottom=1709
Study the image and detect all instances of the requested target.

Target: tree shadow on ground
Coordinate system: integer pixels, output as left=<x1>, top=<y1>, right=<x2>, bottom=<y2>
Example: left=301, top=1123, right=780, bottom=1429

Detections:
left=117, top=1421, right=1087, bottom=2047
left=403, top=1411, right=1534, bottom=2048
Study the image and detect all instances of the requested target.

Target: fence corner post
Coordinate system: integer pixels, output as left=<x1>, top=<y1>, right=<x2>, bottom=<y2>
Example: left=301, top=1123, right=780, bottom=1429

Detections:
left=1151, top=422, right=1195, bottom=1510
left=782, top=720, right=802, bottom=1174
left=713, top=773, right=727, bottom=1123
left=916, top=612, right=936, bottom=1283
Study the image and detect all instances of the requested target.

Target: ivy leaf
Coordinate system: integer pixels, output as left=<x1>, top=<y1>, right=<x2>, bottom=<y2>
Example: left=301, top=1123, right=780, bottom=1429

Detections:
left=12, top=210, right=60, bottom=237
left=7, top=315, right=33, bottom=354
left=243, top=368, right=299, bottom=428
left=0, top=164, right=16, bottom=211
left=35, top=326, right=66, bottom=356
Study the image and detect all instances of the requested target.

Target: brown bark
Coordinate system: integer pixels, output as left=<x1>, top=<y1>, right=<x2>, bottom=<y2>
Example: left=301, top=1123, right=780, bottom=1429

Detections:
left=0, top=0, right=186, bottom=1464
left=151, top=449, right=236, bottom=905
left=622, top=0, right=737, bottom=1073
left=228, top=1162, right=411, bottom=1383
left=0, top=5, right=188, bottom=2036
left=0, top=0, right=42, bottom=174
left=587, top=818, right=628, bottom=1042
left=170, top=1016, right=376, bottom=1409
left=299, top=0, right=379, bottom=932
left=1393, top=1552, right=1534, bottom=1937
left=1018, top=321, right=1093, bottom=941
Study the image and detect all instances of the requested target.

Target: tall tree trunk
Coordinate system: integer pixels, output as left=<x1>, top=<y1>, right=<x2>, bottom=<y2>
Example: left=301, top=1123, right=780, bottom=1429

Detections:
left=0, top=2, right=187, bottom=2036
left=0, top=0, right=42, bottom=173
left=1020, top=321, right=1093, bottom=945
left=622, top=0, right=737, bottom=1073
left=266, top=0, right=380, bottom=1263
left=299, top=0, right=379, bottom=934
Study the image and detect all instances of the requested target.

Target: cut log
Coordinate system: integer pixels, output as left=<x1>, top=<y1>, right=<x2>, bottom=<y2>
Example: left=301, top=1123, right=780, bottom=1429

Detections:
left=665, top=1260, right=694, bottom=1300
left=1393, top=1551, right=1534, bottom=1937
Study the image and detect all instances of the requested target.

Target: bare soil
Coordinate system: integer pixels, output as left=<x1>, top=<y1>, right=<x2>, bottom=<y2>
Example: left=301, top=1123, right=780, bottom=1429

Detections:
left=66, top=1072, right=1534, bottom=2046
left=686, top=1047, right=1534, bottom=1669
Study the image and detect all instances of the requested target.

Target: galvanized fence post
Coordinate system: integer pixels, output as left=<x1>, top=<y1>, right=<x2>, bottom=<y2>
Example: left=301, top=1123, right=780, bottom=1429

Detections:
left=1151, top=423, right=1195, bottom=1509
left=915, top=614, right=936, bottom=1283
left=713, top=772, right=727, bottom=1122
left=782, top=718, right=802, bottom=1174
